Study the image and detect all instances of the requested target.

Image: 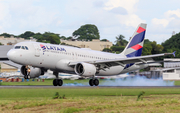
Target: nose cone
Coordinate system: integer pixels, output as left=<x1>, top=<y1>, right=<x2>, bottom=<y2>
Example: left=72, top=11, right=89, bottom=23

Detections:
left=7, top=50, right=15, bottom=61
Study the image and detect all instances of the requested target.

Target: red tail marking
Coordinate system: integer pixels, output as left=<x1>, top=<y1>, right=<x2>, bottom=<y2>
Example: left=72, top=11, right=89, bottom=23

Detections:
left=137, top=27, right=145, bottom=33
left=131, top=44, right=142, bottom=50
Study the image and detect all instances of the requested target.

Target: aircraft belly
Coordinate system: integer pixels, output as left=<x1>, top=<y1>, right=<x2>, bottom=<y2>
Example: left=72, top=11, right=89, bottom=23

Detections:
left=97, top=66, right=123, bottom=76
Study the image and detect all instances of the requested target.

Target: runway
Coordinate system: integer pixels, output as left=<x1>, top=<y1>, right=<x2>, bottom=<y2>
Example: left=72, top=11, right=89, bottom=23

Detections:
left=0, top=85, right=180, bottom=88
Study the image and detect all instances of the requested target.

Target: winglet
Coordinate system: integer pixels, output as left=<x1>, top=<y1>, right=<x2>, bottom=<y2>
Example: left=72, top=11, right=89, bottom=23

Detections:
left=173, top=51, right=176, bottom=57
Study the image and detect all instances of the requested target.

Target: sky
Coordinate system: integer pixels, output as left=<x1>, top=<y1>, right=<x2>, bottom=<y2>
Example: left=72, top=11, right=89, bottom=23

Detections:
left=0, top=0, right=180, bottom=44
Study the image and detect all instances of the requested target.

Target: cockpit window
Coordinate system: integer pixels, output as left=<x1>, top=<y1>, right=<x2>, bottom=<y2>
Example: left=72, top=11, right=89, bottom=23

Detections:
left=14, top=45, right=29, bottom=50
left=14, top=46, right=21, bottom=49
left=25, top=46, right=28, bottom=50
left=21, top=46, right=25, bottom=49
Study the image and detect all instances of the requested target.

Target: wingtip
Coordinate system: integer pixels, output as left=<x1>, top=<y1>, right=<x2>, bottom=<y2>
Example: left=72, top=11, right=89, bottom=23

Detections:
left=173, top=51, right=176, bottom=57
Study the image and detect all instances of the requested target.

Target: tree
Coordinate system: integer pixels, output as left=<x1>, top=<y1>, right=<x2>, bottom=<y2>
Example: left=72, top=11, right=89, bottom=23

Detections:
left=101, top=39, right=108, bottom=42
left=37, top=32, right=60, bottom=44
left=47, top=35, right=60, bottom=44
left=102, top=48, right=112, bottom=52
left=144, top=39, right=151, bottom=44
left=18, top=31, right=35, bottom=39
left=32, top=32, right=42, bottom=39
left=115, top=34, right=128, bottom=46
left=110, top=46, right=125, bottom=53
left=142, top=44, right=152, bottom=55
left=73, top=24, right=100, bottom=41
left=59, top=36, right=67, bottom=40
left=151, top=41, right=163, bottom=54
left=142, top=40, right=164, bottom=56
left=0, top=33, right=15, bottom=38
left=162, top=32, right=180, bottom=58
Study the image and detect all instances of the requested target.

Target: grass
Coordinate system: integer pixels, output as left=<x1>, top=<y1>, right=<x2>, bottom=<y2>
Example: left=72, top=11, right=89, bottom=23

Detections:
left=1, top=87, right=180, bottom=99
left=0, top=87, right=180, bottom=112
left=1, top=79, right=180, bottom=112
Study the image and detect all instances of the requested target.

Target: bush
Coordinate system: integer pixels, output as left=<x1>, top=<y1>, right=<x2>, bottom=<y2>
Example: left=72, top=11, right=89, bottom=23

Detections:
left=52, top=92, right=66, bottom=99
left=137, top=91, right=145, bottom=101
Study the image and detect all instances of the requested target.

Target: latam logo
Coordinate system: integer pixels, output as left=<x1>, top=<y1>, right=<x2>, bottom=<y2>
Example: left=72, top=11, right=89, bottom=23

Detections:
left=40, top=44, right=66, bottom=52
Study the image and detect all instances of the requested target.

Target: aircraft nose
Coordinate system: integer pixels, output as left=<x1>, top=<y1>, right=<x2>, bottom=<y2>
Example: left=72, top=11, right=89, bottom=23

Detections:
left=7, top=50, right=15, bottom=60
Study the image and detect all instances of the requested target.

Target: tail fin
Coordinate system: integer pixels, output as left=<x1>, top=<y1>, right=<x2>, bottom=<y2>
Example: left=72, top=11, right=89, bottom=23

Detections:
left=122, top=23, right=147, bottom=57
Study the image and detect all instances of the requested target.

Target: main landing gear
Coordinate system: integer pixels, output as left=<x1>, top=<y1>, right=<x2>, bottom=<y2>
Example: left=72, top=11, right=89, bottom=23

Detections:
left=53, top=79, right=63, bottom=86
left=89, top=78, right=99, bottom=86
left=53, top=71, right=63, bottom=86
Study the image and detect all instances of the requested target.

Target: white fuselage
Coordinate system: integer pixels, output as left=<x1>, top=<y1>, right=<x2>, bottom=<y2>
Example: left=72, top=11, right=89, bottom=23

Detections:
left=7, top=42, right=148, bottom=76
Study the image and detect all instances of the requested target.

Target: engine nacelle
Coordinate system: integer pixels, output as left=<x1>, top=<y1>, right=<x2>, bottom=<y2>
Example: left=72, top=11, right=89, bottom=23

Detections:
left=74, top=63, right=96, bottom=77
left=21, top=66, right=44, bottom=78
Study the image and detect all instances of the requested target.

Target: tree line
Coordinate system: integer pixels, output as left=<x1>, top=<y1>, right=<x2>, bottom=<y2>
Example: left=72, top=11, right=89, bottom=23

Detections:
left=0, top=24, right=179, bottom=58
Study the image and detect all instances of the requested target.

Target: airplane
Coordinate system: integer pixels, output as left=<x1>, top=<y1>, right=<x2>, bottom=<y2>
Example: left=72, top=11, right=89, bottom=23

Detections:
left=7, top=23, right=175, bottom=86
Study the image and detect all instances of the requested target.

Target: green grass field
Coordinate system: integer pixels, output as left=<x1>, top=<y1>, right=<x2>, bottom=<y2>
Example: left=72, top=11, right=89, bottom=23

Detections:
left=0, top=87, right=180, bottom=112
left=1, top=79, right=180, bottom=112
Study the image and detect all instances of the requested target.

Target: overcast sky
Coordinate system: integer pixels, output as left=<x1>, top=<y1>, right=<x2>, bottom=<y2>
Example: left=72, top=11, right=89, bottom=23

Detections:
left=0, top=0, right=180, bottom=44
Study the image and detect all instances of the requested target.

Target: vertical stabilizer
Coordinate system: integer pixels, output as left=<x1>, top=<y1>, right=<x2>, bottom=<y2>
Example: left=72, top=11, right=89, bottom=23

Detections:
left=122, top=23, right=147, bottom=57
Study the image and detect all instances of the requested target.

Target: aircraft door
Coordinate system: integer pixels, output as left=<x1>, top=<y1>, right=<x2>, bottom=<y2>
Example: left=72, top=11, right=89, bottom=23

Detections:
left=72, top=52, right=78, bottom=60
left=33, top=44, right=40, bottom=57
left=72, top=52, right=74, bottom=60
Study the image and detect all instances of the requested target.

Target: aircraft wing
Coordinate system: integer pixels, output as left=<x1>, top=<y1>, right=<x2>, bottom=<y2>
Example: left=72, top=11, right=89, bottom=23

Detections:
left=69, top=52, right=174, bottom=68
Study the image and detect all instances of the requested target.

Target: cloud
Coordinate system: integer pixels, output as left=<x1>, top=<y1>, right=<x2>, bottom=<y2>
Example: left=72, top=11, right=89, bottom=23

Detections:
left=152, top=18, right=169, bottom=27
left=0, top=0, right=63, bottom=35
left=165, top=9, right=180, bottom=18
left=151, top=9, right=180, bottom=28
left=102, top=0, right=145, bottom=28
left=149, top=9, right=180, bottom=43
left=117, top=14, right=146, bottom=28
left=104, top=0, right=139, bottom=13
left=110, top=7, right=128, bottom=15
left=93, top=1, right=105, bottom=8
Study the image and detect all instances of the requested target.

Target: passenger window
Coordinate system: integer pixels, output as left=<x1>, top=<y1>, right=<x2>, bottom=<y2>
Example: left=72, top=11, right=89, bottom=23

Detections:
left=15, top=46, right=21, bottom=49
left=25, top=46, right=29, bottom=50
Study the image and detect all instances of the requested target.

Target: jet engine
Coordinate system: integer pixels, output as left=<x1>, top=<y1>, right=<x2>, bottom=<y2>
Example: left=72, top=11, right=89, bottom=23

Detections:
left=74, top=63, right=96, bottom=77
left=21, top=66, right=44, bottom=78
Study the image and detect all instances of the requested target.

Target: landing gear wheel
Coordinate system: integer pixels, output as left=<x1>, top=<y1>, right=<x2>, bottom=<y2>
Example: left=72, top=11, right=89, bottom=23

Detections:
left=24, top=75, right=29, bottom=79
left=58, top=79, right=63, bottom=86
left=93, top=79, right=99, bottom=86
left=53, top=79, right=58, bottom=86
left=24, top=76, right=27, bottom=79
left=89, top=79, right=94, bottom=86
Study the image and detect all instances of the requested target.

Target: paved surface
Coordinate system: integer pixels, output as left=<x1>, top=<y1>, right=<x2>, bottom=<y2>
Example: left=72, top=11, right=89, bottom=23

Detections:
left=0, top=85, right=180, bottom=88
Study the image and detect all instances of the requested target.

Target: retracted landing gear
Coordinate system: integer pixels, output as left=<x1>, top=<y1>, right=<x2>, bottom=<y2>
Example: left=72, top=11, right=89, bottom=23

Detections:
left=53, top=71, right=63, bottom=86
left=89, top=78, right=99, bottom=86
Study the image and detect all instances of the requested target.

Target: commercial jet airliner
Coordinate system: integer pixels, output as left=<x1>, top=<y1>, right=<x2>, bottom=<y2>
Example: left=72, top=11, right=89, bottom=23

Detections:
left=7, top=23, right=174, bottom=86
